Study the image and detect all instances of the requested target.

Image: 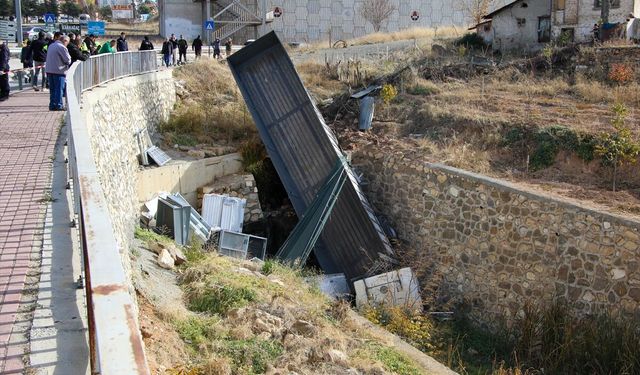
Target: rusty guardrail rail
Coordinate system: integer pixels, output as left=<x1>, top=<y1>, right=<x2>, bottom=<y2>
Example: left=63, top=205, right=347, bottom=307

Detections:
left=66, top=50, right=158, bottom=374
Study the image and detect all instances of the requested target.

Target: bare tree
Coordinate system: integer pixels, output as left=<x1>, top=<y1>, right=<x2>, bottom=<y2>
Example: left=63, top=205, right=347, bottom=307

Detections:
left=359, top=0, right=396, bottom=33
left=458, top=0, right=494, bottom=26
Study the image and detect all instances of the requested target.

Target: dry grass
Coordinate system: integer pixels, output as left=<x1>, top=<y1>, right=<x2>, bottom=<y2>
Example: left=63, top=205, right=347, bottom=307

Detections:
left=572, top=75, right=640, bottom=106
left=296, top=61, right=348, bottom=99
left=301, top=26, right=462, bottom=52
left=349, top=26, right=462, bottom=46
left=163, top=60, right=256, bottom=146
left=150, top=249, right=428, bottom=374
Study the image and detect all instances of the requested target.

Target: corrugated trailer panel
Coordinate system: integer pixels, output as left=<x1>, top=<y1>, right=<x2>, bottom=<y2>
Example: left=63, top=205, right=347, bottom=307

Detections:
left=228, top=32, right=395, bottom=281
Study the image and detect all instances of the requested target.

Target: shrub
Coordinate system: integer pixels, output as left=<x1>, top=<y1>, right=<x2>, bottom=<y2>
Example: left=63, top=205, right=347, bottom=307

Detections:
left=454, top=33, right=487, bottom=50
left=529, top=125, right=579, bottom=170
left=186, top=283, right=257, bottom=315
left=595, top=103, right=640, bottom=191
left=380, top=84, right=398, bottom=104
left=363, top=305, right=433, bottom=352
left=608, top=63, right=634, bottom=85
left=220, top=338, right=283, bottom=374
left=503, top=125, right=598, bottom=171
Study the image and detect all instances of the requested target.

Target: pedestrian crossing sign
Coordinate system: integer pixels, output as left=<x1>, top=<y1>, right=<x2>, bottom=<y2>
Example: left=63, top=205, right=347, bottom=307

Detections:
left=44, top=13, right=55, bottom=24
left=204, top=20, right=215, bottom=31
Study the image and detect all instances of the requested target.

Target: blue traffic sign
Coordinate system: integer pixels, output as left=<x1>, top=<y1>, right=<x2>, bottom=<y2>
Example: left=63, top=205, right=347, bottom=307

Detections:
left=44, top=13, right=56, bottom=24
left=87, top=21, right=105, bottom=36
left=204, top=20, right=215, bottom=31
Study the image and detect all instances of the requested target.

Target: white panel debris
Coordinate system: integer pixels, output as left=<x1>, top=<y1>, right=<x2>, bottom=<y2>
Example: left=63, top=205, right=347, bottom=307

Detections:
left=202, top=194, right=246, bottom=233
left=354, top=268, right=423, bottom=310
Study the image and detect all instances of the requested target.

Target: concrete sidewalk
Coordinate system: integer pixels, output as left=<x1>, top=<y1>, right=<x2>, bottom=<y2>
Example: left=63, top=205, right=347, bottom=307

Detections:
left=0, top=90, right=88, bottom=373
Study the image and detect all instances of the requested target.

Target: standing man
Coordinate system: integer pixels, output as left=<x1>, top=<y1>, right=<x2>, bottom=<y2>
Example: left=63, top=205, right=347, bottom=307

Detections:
left=177, top=35, right=188, bottom=64
left=192, top=35, right=202, bottom=59
left=224, top=38, right=232, bottom=58
left=21, top=40, right=33, bottom=84
left=31, top=31, right=48, bottom=91
left=83, top=34, right=97, bottom=55
left=117, top=32, right=129, bottom=52
left=213, top=38, right=221, bottom=59
left=161, top=38, right=173, bottom=67
left=45, top=35, right=71, bottom=111
left=139, top=36, right=154, bottom=50
left=0, top=42, right=10, bottom=101
left=170, top=34, right=178, bottom=66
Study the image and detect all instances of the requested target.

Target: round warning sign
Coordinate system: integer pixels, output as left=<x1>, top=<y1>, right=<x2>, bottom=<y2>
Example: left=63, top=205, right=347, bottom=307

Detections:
left=411, top=11, right=420, bottom=21
left=274, top=7, right=283, bottom=17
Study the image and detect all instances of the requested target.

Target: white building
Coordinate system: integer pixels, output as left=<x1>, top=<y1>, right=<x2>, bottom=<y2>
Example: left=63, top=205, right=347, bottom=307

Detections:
left=551, top=0, right=639, bottom=42
left=485, top=0, right=552, bottom=52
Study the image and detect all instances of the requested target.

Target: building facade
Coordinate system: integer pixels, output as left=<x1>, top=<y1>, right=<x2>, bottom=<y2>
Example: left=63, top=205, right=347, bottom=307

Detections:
left=487, top=0, right=552, bottom=52
left=551, top=0, right=638, bottom=42
left=159, top=0, right=469, bottom=44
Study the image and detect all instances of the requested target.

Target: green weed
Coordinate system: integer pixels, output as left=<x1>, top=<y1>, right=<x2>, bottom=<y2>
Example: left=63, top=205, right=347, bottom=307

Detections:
left=134, top=227, right=172, bottom=245
left=219, top=338, right=283, bottom=374
left=186, top=283, right=257, bottom=315
left=366, top=342, right=423, bottom=375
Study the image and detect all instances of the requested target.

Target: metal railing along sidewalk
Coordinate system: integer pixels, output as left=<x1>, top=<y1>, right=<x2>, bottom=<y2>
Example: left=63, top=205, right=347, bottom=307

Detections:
left=66, top=50, right=158, bottom=374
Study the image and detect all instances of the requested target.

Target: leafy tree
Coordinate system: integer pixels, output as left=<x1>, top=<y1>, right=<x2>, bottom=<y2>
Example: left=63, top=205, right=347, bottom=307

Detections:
left=458, top=0, right=494, bottom=25
left=137, top=4, right=150, bottom=14
left=22, top=0, right=42, bottom=18
left=43, top=0, right=60, bottom=16
left=595, top=103, right=640, bottom=192
left=61, top=0, right=82, bottom=17
left=0, top=0, right=12, bottom=18
left=98, top=5, right=112, bottom=20
left=359, top=0, right=395, bottom=32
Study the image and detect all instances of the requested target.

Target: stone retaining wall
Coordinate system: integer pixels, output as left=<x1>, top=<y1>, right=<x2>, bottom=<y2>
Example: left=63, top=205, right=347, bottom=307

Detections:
left=81, top=70, right=176, bottom=284
left=352, top=150, right=640, bottom=324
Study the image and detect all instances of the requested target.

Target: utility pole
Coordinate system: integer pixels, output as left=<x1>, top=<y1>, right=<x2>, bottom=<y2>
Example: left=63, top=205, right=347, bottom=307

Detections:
left=14, top=0, right=23, bottom=45
left=260, top=0, right=266, bottom=37
left=600, top=0, right=610, bottom=41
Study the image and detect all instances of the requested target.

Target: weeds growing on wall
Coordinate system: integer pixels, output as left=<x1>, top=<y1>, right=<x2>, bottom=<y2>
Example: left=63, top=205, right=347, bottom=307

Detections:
left=362, top=300, right=640, bottom=375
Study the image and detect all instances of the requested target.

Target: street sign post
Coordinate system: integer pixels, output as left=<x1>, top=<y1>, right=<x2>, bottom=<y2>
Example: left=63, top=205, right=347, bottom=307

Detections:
left=60, top=23, right=82, bottom=35
left=44, top=13, right=56, bottom=24
left=205, top=20, right=215, bottom=57
left=0, top=20, right=17, bottom=42
left=87, top=21, right=105, bottom=36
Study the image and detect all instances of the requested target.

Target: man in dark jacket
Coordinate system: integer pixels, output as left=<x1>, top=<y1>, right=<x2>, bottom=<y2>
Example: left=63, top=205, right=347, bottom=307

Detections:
left=21, top=40, right=33, bottom=84
left=68, top=37, right=89, bottom=64
left=192, top=35, right=202, bottom=59
left=30, top=31, right=48, bottom=91
left=117, top=32, right=129, bottom=52
left=84, top=34, right=97, bottom=55
left=139, top=36, right=154, bottom=51
left=213, top=38, right=221, bottom=59
left=177, top=35, right=188, bottom=64
left=161, top=38, right=173, bottom=67
left=0, top=42, right=10, bottom=101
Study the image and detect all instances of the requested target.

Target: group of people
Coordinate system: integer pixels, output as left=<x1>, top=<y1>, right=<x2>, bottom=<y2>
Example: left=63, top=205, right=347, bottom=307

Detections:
left=160, top=34, right=206, bottom=67
left=1, top=32, right=235, bottom=103
left=158, top=34, right=233, bottom=67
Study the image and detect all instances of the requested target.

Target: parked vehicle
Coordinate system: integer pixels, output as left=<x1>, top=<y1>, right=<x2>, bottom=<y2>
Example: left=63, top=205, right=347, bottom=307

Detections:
left=24, top=27, right=47, bottom=41
left=79, top=14, right=91, bottom=24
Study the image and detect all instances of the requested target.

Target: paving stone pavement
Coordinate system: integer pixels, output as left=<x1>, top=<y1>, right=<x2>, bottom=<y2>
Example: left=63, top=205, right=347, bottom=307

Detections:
left=0, top=90, right=62, bottom=373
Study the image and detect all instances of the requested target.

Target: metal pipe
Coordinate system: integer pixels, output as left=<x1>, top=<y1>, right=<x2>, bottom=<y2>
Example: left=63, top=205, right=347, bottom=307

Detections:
left=14, top=0, right=23, bottom=45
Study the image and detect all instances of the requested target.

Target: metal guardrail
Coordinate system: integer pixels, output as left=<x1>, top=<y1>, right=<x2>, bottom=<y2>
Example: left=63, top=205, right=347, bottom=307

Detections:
left=66, top=50, right=158, bottom=375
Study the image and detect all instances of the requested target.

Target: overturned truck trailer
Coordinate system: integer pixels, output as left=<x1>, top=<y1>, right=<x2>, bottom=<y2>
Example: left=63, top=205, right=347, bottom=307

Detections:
left=228, top=32, right=396, bottom=282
